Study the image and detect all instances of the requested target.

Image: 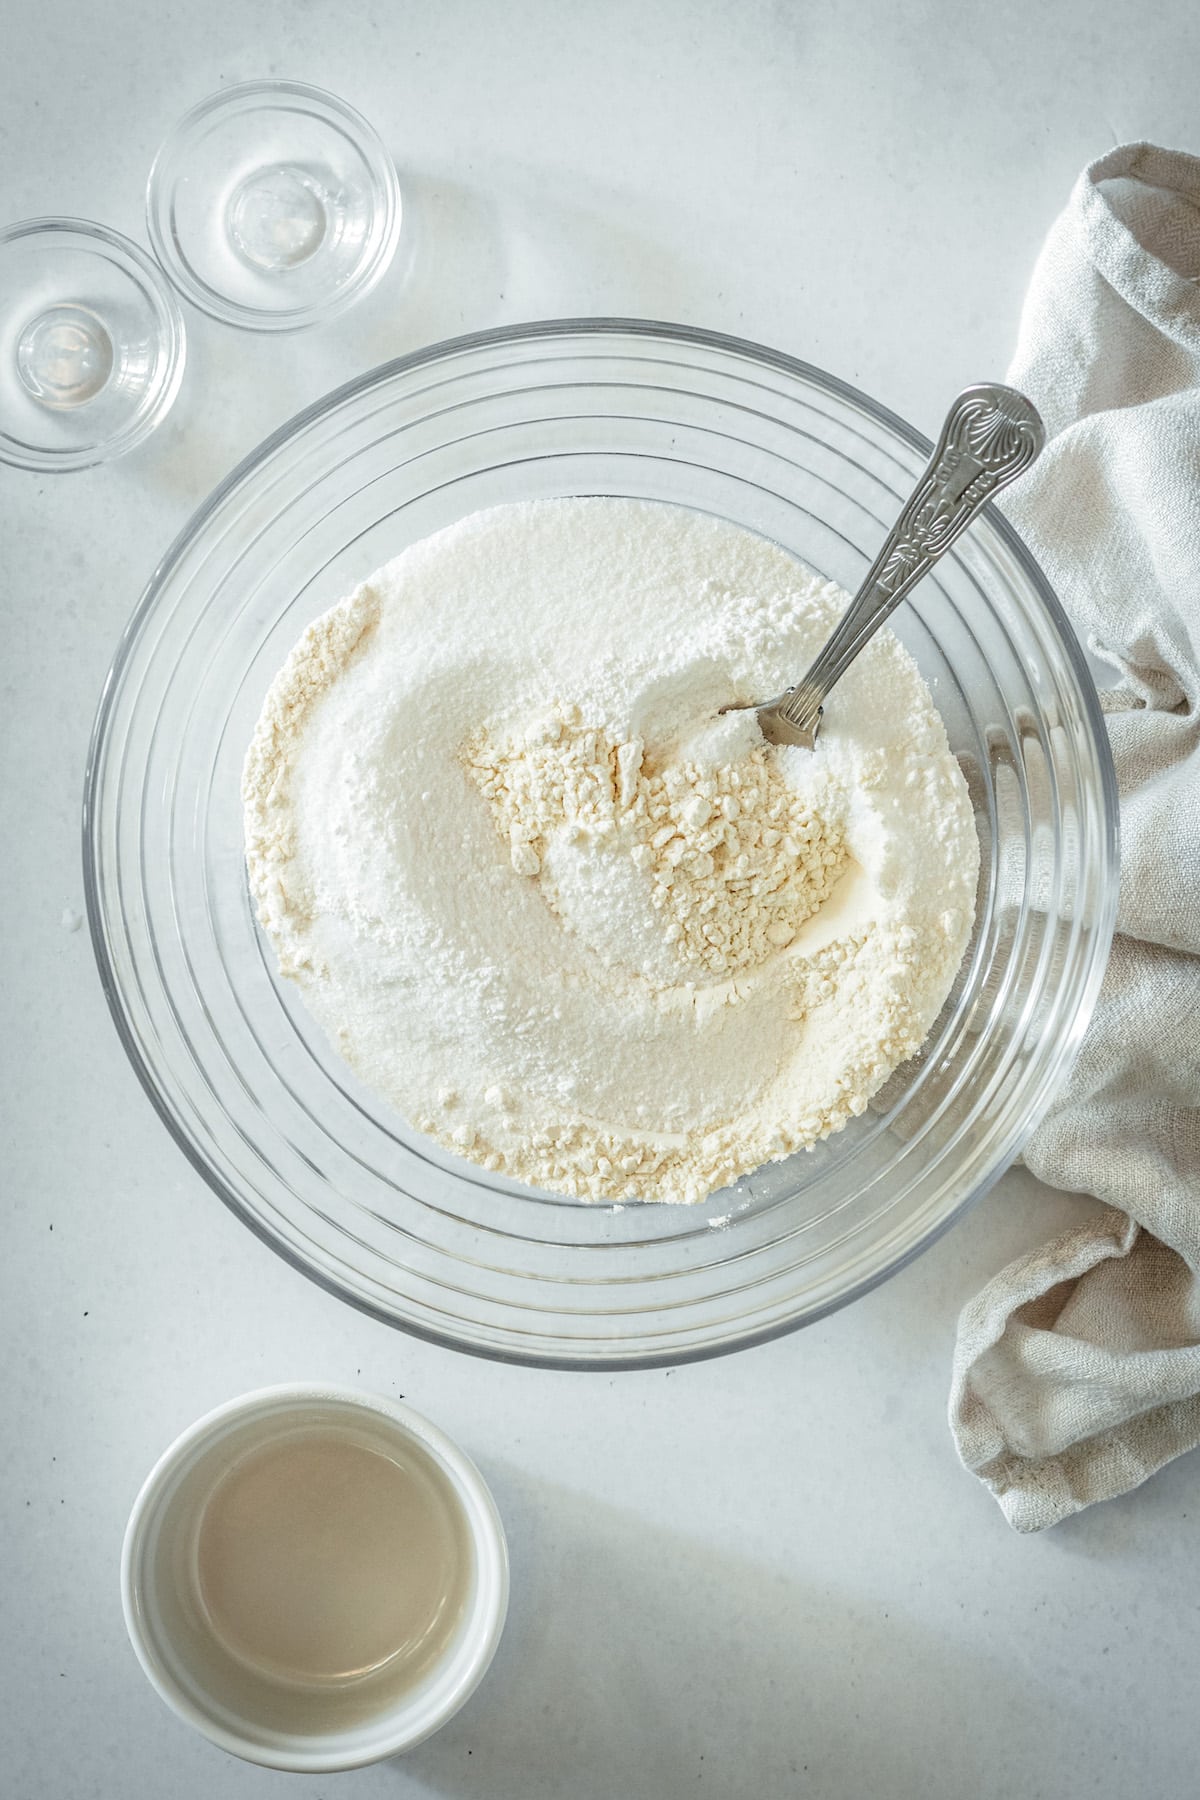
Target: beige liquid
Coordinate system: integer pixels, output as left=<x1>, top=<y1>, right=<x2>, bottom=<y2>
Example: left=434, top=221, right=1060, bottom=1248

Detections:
left=193, top=1421, right=470, bottom=1698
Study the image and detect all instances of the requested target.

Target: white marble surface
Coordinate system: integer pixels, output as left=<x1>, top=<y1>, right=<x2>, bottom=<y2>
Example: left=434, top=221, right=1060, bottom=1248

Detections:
left=3, top=3, right=1199, bottom=1795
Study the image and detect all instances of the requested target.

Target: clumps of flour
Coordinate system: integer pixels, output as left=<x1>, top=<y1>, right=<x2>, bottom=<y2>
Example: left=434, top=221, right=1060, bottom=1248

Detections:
left=464, top=711, right=846, bottom=983
left=243, top=498, right=979, bottom=1205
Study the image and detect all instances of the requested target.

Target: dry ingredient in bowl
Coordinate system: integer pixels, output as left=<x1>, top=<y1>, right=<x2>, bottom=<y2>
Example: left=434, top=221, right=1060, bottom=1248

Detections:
left=244, top=499, right=979, bottom=1205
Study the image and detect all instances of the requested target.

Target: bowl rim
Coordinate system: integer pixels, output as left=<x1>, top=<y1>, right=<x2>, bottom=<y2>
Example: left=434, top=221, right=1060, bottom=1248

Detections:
left=83, top=317, right=1120, bottom=1367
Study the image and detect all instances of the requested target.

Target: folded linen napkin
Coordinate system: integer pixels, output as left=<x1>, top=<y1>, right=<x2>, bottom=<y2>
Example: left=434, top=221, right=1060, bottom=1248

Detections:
left=948, top=143, right=1200, bottom=1532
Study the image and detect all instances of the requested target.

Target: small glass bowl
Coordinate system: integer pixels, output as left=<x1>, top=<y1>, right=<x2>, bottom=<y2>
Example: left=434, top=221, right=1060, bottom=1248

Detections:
left=146, top=80, right=402, bottom=332
left=0, top=218, right=186, bottom=472
left=84, top=321, right=1118, bottom=1368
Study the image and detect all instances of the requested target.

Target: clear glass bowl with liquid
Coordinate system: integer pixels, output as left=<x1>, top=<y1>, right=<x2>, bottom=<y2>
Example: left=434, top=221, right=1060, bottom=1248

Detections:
left=84, top=321, right=1118, bottom=1367
left=0, top=219, right=185, bottom=471
left=146, top=81, right=402, bottom=332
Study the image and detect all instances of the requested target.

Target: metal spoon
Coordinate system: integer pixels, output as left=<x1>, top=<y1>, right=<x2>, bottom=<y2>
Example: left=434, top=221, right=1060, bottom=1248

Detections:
left=741, top=384, right=1046, bottom=749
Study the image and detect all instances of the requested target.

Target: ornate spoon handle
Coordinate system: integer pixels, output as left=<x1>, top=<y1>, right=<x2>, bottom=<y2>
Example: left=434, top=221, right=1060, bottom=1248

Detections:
left=756, top=384, right=1045, bottom=748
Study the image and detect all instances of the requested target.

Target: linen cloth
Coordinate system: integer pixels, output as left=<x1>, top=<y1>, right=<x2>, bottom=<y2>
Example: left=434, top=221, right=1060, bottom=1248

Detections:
left=948, top=143, right=1200, bottom=1531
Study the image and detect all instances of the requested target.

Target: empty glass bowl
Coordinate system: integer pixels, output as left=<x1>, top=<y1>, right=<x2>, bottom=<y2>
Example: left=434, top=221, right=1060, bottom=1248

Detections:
left=146, top=80, right=402, bottom=331
left=83, top=321, right=1118, bottom=1366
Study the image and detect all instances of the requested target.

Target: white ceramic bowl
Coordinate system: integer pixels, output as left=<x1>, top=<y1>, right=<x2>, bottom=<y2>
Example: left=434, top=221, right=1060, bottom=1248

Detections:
left=120, top=1384, right=509, bottom=1771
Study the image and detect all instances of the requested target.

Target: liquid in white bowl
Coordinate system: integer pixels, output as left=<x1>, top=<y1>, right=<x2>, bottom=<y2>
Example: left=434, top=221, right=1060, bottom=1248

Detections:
left=194, top=1420, right=470, bottom=1694
left=122, top=1388, right=507, bottom=1768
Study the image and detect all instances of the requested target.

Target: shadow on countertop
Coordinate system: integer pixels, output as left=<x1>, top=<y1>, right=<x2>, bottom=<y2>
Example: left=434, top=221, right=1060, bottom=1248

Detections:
left=396, top=1469, right=1068, bottom=1800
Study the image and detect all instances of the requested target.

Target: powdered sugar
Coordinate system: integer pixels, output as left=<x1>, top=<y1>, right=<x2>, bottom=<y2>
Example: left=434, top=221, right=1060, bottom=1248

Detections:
left=243, top=498, right=979, bottom=1205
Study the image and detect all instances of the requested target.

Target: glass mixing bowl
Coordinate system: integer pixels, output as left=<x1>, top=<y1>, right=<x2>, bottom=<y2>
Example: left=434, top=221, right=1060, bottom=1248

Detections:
left=84, top=321, right=1118, bottom=1368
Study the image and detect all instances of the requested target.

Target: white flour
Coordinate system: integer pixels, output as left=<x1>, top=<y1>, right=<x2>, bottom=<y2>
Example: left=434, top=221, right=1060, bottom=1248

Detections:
left=244, top=499, right=978, bottom=1204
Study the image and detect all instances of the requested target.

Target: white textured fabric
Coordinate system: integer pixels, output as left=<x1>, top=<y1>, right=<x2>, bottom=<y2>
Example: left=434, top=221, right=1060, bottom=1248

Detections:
left=948, top=144, right=1200, bottom=1532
